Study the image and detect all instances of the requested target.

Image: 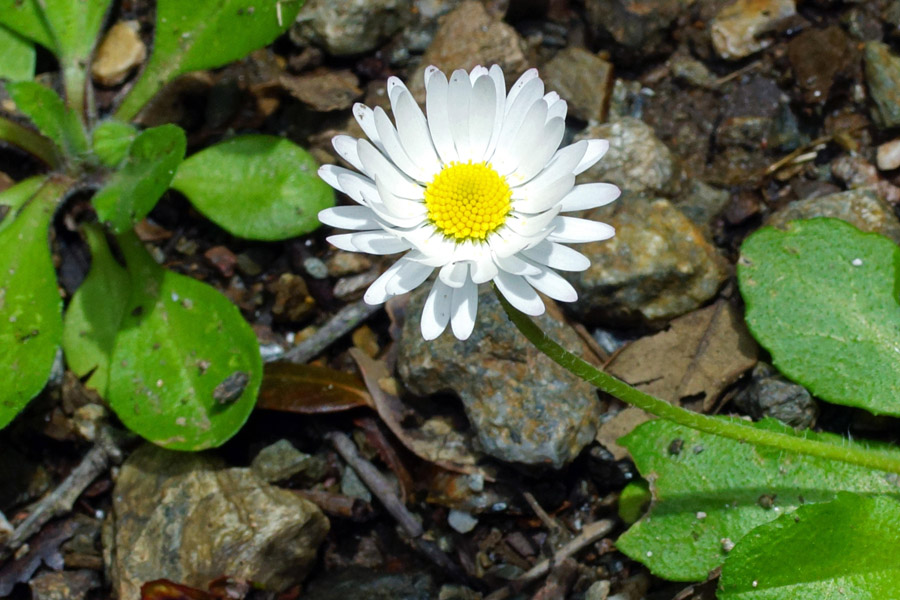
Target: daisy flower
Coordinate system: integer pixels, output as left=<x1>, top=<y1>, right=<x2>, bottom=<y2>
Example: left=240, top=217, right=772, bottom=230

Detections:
left=317, top=64, right=619, bottom=340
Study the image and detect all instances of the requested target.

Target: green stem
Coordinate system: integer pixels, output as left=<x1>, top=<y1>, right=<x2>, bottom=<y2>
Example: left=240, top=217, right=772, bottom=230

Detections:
left=0, top=116, right=60, bottom=167
left=497, top=290, right=900, bottom=476
left=62, top=59, right=86, bottom=119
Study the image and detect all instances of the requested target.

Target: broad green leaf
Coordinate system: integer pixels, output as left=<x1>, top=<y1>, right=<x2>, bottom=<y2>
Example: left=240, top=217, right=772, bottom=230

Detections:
left=739, top=218, right=900, bottom=416
left=0, top=0, right=53, bottom=51
left=171, top=135, right=333, bottom=241
left=0, top=178, right=68, bottom=429
left=62, top=225, right=129, bottom=395
left=0, top=175, right=45, bottom=235
left=719, top=493, right=900, bottom=599
left=0, top=26, right=35, bottom=82
left=106, top=233, right=261, bottom=450
left=92, top=124, right=185, bottom=233
left=617, top=418, right=900, bottom=581
left=115, top=0, right=304, bottom=121
left=8, top=81, right=87, bottom=156
left=91, top=120, right=138, bottom=167
left=618, top=480, right=651, bottom=525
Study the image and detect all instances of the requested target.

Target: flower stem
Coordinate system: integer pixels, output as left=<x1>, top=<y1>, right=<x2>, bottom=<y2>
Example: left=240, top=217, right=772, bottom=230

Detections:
left=0, top=116, right=59, bottom=168
left=497, top=290, right=900, bottom=476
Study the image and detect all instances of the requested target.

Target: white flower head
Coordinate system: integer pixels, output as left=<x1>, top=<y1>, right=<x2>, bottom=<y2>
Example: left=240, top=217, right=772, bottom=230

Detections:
left=318, top=65, right=619, bottom=341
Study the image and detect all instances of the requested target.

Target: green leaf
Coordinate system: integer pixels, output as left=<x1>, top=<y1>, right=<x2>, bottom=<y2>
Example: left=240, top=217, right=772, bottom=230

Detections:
left=115, top=0, right=304, bottom=121
left=92, top=124, right=186, bottom=233
left=62, top=224, right=129, bottom=395
left=0, top=25, right=36, bottom=82
left=91, top=120, right=138, bottom=167
left=0, top=0, right=54, bottom=51
left=0, top=177, right=68, bottom=429
left=0, top=175, right=45, bottom=235
left=738, top=218, right=900, bottom=416
left=106, top=233, right=262, bottom=450
left=618, top=480, right=651, bottom=525
left=719, top=493, right=900, bottom=599
left=8, top=81, right=87, bottom=156
left=171, top=135, right=333, bottom=241
left=616, top=418, right=900, bottom=581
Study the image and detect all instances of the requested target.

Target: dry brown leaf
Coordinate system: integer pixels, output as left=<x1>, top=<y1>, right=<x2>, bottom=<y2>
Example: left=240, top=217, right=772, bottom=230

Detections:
left=256, top=362, right=372, bottom=414
left=595, top=407, right=652, bottom=460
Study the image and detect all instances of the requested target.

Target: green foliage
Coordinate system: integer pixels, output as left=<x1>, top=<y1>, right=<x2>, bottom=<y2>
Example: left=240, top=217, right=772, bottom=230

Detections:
left=91, top=121, right=138, bottom=167
left=107, top=233, right=262, bottom=450
left=172, top=135, right=335, bottom=241
left=617, top=418, right=900, bottom=581
left=0, top=178, right=67, bottom=428
left=115, top=0, right=304, bottom=121
left=719, top=493, right=900, bottom=599
left=618, top=480, right=651, bottom=525
left=0, top=26, right=35, bottom=82
left=739, top=218, right=900, bottom=416
left=8, top=81, right=87, bottom=157
left=92, top=124, right=186, bottom=233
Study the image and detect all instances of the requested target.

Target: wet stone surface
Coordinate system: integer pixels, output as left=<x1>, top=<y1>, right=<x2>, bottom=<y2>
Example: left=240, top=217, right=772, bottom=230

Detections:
left=542, top=47, right=614, bottom=123
left=733, top=363, right=818, bottom=429
left=710, top=0, right=796, bottom=60
left=864, top=41, right=900, bottom=129
left=787, top=26, right=857, bottom=106
left=397, top=287, right=600, bottom=469
left=292, top=0, right=412, bottom=56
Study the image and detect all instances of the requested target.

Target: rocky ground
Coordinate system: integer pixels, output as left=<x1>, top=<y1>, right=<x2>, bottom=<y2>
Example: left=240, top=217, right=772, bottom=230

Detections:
left=3, top=0, right=900, bottom=598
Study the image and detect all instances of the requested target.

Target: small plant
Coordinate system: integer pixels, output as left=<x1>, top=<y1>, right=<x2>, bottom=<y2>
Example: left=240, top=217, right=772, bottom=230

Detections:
left=0, top=0, right=333, bottom=450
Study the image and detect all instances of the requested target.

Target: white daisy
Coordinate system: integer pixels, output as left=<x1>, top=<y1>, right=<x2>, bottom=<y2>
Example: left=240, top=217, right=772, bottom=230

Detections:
left=317, top=64, right=619, bottom=341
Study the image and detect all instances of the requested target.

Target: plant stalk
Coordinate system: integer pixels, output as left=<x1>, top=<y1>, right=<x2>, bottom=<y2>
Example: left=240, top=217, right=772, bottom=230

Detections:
left=0, top=116, right=59, bottom=167
left=497, top=290, right=900, bottom=476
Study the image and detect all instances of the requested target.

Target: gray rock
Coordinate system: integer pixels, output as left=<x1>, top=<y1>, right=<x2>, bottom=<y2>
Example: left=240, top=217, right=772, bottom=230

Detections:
left=567, top=198, right=728, bottom=326
left=673, top=180, right=729, bottom=238
left=29, top=570, right=100, bottom=600
left=105, top=445, right=329, bottom=600
left=251, top=439, right=312, bottom=483
left=766, top=188, right=900, bottom=245
left=710, top=0, right=796, bottom=60
left=733, top=363, right=818, bottom=429
left=576, top=117, right=681, bottom=196
left=397, top=287, right=600, bottom=468
left=303, top=568, right=435, bottom=600
left=542, top=47, right=614, bottom=123
left=292, top=0, right=412, bottom=56
left=865, top=41, right=900, bottom=129
left=585, top=0, right=681, bottom=58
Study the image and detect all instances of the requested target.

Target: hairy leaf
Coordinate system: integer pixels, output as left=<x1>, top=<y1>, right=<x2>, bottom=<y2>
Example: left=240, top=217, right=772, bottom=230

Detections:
left=8, top=81, right=87, bottom=156
left=91, top=120, right=138, bottom=167
left=0, top=26, right=35, bottom=82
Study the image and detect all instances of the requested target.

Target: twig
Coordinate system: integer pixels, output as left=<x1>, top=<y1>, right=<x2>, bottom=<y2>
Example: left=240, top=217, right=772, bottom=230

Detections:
left=325, top=431, right=476, bottom=586
left=522, top=492, right=568, bottom=539
left=483, top=519, right=614, bottom=600
left=0, top=511, right=11, bottom=546
left=292, top=489, right=374, bottom=521
left=280, top=300, right=381, bottom=364
left=0, top=427, right=126, bottom=560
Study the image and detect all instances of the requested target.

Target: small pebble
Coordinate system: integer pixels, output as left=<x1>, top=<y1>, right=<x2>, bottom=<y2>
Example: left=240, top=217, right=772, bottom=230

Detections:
left=91, top=21, right=146, bottom=86
left=303, top=257, right=329, bottom=279
left=877, top=139, right=900, bottom=171
left=447, top=509, right=478, bottom=534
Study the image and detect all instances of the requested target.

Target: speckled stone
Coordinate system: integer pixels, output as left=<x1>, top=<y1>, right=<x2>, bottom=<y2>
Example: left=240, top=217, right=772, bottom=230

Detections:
left=292, top=0, right=412, bottom=56
left=542, top=47, right=614, bottom=122
left=766, top=188, right=900, bottom=245
left=710, top=0, right=796, bottom=60
left=865, top=41, right=900, bottom=129
left=566, top=198, right=728, bottom=326
left=105, top=445, right=329, bottom=600
left=576, top=117, right=681, bottom=196
left=397, top=287, right=600, bottom=469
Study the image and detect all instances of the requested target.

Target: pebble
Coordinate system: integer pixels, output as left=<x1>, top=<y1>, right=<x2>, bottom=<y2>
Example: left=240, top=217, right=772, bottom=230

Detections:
left=447, top=509, right=479, bottom=533
left=303, top=256, right=329, bottom=279
left=29, top=570, right=100, bottom=600
left=106, top=444, right=329, bottom=600
left=280, top=69, right=363, bottom=112
left=673, top=180, right=730, bottom=239
left=407, top=1, right=529, bottom=100
left=584, top=0, right=681, bottom=58
left=397, top=286, right=601, bottom=468
left=91, top=21, right=146, bottom=86
left=787, top=26, right=856, bottom=105
left=542, top=47, right=614, bottom=122
left=566, top=198, right=728, bottom=327
left=586, top=580, right=611, bottom=600
left=576, top=117, right=681, bottom=196
left=710, top=0, right=796, bottom=60
left=877, top=139, right=900, bottom=170
left=251, top=439, right=312, bottom=483
left=292, top=0, right=412, bottom=56
left=326, top=251, right=373, bottom=277
left=733, top=363, right=818, bottom=429
left=865, top=41, right=900, bottom=129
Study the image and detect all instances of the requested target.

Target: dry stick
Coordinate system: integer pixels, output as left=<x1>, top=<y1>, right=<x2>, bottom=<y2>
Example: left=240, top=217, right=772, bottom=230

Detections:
left=0, top=511, right=11, bottom=546
left=325, top=431, right=474, bottom=586
left=280, top=300, right=382, bottom=364
left=0, top=428, right=124, bottom=560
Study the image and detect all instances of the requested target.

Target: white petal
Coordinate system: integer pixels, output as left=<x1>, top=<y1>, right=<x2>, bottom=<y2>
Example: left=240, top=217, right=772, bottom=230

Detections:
left=512, top=141, right=585, bottom=200
left=508, top=116, right=565, bottom=185
left=386, top=76, right=407, bottom=108
left=513, top=173, right=575, bottom=213
left=332, top=169, right=377, bottom=204
left=497, top=99, right=549, bottom=176
left=374, top=106, right=427, bottom=181
left=525, top=267, right=578, bottom=302
left=333, top=135, right=364, bottom=171
left=403, top=249, right=450, bottom=267
left=318, top=206, right=380, bottom=230
left=494, top=271, right=544, bottom=316
left=547, top=98, right=567, bottom=122
left=471, top=255, right=499, bottom=283
left=506, top=205, right=561, bottom=237
left=484, top=65, right=507, bottom=159
left=358, top=140, right=424, bottom=199
left=448, top=69, right=472, bottom=159
left=450, top=276, right=478, bottom=340
left=574, top=139, right=610, bottom=175
left=395, top=91, right=442, bottom=177
left=468, top=65, right=489, bottom=82
left=521, top=240, right=591, bottom=271
left=421, top=279, right=452, bottom=340
left=487, top=228, right=534, bottom=258
left=426, top=69, right=458, bottom=164
left=543, top=91, right=560, bottom=106
left=439, top=261, right=469, bottom=288
left=364, top=260, right=405, bottom=305
left=329, top=231, right=410, bottom=254
left=352, top=104, right=384, bottom=151
left=491, top=76, right=545, bottom=165
left=424, top=65, right=441, bottom=88
left=548, top=217, right=616, bottom=243
left=373, top=175, right=427, bottom=219
left=559, top=183, right=621, bottom=212
left=386, top=260, right=433, bottom=295
left=504, top=68, right=539, bottom=113
left=493, top=253, right=541, bottom=276
left=468, top=74, right=497, bottom=162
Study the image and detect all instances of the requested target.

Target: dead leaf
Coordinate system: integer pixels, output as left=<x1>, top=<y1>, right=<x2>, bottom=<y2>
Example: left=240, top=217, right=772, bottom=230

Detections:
left=256, top=362, right=372, bottom=414
left=141, top=580, right=214, bottom=600
left=0, top=519, right=79, bottom=597
left=595, top=407, right=652, bottom=460
left=280, top=69, right=362, bottom=112
left=606, top=302, right=758, bottom=411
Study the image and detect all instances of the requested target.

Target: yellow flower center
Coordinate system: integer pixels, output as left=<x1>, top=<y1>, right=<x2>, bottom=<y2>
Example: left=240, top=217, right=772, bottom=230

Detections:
left=423, top=161, right=512, bottom=242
